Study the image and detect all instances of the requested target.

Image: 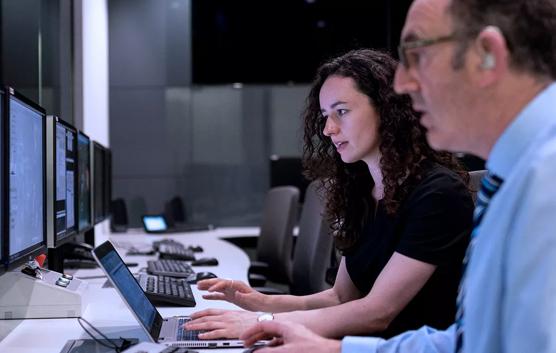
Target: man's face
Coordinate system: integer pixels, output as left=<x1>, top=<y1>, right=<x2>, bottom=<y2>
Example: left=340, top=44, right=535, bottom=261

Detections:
left=394, top=0, right=476, bottom=152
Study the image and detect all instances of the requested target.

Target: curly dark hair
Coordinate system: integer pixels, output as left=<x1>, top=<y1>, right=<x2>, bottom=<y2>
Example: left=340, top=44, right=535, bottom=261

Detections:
left=302, top=49, right=468, bottom=251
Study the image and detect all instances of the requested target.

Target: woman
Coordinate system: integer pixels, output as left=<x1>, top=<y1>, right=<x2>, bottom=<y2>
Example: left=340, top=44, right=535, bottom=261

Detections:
left=185, top=49, right=473, bottom=340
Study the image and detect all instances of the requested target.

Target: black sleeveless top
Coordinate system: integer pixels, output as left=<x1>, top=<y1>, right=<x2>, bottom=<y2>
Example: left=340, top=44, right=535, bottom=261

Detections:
left=345, top=164, right=473, bottom=338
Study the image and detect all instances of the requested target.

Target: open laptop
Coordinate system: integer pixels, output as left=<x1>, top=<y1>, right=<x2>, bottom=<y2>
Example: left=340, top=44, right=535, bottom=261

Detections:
left=92, top=241, right=244, bottom=349
left=142, top=215, right=213, bottom=234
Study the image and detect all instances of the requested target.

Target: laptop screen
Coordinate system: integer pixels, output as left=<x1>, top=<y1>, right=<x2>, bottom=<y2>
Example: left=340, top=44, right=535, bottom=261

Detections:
left=93, top=241, right=162, bottom=338
left=143, top=215, right=168, bottom=232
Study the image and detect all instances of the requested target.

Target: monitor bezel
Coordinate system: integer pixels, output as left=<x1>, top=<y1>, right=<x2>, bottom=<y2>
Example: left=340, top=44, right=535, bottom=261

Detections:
left=46, top=115, right=79, bottom=248
left=4, top=87, right=47, bottom=269
left=77, top=130, right=93, bottom=233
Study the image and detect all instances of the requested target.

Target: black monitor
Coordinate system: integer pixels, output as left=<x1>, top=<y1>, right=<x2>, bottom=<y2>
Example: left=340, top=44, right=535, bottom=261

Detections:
left=4, top=87, right=47, bottom=269
left=92, top=141, right=106, bottom=224
left=104, top=148, right=112, bottom=219
left=77, top=131, right=92, bottom=232
left=46, top=116, right=78, bottom=248
left=269, top=155, right=309, bottom=203
left=0, top=88, right=5, bottom=273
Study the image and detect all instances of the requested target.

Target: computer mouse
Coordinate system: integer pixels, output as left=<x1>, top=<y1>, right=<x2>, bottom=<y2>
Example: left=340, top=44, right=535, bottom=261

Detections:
left=187, top=271, right=217, bottom=284
left=188, top=245, right=204, bottom=253
left=191, top=257, right=218, bottom=266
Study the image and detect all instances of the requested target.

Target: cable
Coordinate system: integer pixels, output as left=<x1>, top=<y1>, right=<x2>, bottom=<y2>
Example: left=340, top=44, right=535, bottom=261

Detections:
left=77, top=317, right=133, bottom=352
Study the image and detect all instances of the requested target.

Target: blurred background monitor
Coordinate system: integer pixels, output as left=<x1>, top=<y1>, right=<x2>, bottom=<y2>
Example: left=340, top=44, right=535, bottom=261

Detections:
left=5, top=87, right=47, bottom=269
left=269, top=155, right=309, bottom=203
left=46, top=116, right=78, bottom=248
left=0, top=88, right=4, bottom=272
left=77, top=131, right=92, bottom=232
left=92, top=142, right=106, bottom=224
left=103, top=149, right=112, bottom=220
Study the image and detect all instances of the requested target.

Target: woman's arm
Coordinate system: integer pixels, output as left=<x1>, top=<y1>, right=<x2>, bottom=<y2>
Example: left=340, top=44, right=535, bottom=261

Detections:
left=186, top=258, right=362, bottom=338
left=275, top=252, right=436, bottom=338
left=195, top=257, right=360, bottom=313
left=265, top=257, right=362, bottom=312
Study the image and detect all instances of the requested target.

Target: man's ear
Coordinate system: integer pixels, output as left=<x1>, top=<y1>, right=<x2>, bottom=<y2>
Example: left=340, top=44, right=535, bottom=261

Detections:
left=473, top=26, right=508, bottom=86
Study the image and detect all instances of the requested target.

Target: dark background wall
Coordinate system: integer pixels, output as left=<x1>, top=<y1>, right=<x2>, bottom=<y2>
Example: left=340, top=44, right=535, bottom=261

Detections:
left=108, top=0, right=413, bottom=227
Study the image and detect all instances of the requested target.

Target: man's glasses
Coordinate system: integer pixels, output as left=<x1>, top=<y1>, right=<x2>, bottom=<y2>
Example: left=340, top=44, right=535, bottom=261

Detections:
left=398, top=34, right=455, bottom=68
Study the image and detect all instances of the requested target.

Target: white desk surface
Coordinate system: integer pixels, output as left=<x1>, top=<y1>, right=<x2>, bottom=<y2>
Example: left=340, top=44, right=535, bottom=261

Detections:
left=0, top=226, right=258, bottom=353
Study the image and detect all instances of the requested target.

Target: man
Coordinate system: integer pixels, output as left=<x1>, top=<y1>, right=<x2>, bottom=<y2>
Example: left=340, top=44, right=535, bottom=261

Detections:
left=239, top=0, right=556, bottom=352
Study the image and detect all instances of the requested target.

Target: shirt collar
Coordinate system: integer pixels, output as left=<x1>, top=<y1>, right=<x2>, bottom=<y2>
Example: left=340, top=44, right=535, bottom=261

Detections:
left=487, top=82, right=556, bottom=179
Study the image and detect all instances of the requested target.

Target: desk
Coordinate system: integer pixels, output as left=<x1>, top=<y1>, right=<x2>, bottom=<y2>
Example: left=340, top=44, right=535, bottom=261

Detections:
left=0, top=226, right=257, bottom=353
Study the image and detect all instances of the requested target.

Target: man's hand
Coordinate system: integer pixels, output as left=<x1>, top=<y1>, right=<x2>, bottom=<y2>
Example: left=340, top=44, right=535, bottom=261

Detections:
left=240, top=321, right=342, bottom=353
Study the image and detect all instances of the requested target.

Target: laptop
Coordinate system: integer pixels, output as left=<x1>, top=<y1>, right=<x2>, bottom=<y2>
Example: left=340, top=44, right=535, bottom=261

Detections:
left=92, top=241, right=244, bottom=349
left=142, top=215, right=213, bottom=234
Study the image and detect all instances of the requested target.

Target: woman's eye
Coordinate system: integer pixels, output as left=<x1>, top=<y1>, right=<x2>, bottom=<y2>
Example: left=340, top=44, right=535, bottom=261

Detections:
left=337, top=109, right=348, bottom=116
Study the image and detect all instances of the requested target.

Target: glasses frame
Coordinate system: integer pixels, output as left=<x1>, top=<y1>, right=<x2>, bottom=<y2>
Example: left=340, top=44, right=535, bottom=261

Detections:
left=398, top=34, right=456, bottom=68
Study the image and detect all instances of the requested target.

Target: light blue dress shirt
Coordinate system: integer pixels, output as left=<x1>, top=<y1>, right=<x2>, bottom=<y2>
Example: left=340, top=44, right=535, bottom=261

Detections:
left=342, top=82, right=556, bottom=353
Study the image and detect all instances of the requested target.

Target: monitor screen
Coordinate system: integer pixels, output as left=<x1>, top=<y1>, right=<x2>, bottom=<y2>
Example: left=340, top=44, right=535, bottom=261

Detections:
left=77, top=132, right=92, bottom=232
left=54, top=120, right=77, bottom=242
left=7, top=93, right=46, bottom=263
left=93, top=142, right=105, bottom=224
left=94, top=242, right=158, bottom=332
left=142, top=215, right=168, bottom=232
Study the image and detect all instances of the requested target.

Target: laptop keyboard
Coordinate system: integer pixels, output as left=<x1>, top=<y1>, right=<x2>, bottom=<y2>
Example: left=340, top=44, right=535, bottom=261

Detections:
left=138, top=274, right=196, bottom=307
left=147, top=259, right=195, bottom=278
left=160, top=347, right=199, bottom=353
left=176, top=317, right=202, bottom=341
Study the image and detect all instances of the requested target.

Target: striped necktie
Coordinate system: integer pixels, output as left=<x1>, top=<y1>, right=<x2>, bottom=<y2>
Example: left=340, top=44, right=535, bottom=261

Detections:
left=455, top=172, right=503, bottom=353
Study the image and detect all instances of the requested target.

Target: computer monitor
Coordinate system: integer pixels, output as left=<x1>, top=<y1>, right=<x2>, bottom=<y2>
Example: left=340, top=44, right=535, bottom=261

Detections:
left=104, top=148, right=112, bottom=220
left=269, top=155, right=309, bottom=203
left=77, top=131, right=92, bottom=232
left=4, top=87, right=47, bottom=269
left=92, top=141, right=106, bottom=224
left=0, top=88, right=5, bottom=273
left=46, top=116, right=78, bottom=248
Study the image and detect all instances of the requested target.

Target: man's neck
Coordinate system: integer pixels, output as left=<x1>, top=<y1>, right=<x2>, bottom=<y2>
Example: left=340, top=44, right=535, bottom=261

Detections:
left=472, top=75, right=551, bottom=159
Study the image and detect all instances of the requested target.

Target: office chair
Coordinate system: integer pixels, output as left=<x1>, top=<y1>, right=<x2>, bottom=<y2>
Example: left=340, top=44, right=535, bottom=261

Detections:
left=248, top=186, right=300, bottom=286
left=468, top=170, right=487, bottom=204
left=253, top=180, right=334, bottom=295
left=290, top=180, right=333, bottom=295
left=164, top=196, right=187, bottom=226
left=110, top=198, right=129, bottom=232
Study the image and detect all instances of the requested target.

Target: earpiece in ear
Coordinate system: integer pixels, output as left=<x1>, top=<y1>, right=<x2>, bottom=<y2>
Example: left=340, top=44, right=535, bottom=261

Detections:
left=481, top=54, right=495, bottom=69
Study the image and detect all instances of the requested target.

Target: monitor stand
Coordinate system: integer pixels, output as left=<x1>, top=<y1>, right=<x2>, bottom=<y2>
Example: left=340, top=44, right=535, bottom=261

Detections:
left=0, top=263, right=88, bottom=319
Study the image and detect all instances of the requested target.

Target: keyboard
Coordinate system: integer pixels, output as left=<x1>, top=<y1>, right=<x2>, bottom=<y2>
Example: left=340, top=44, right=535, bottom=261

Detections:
left=147, top=259, right=195, bottom=278
left=152, top=239, right=183, bottom=251
left=137, top=274, right=196, bottom=307
left=158, top=243, right=196, bottom=261
left=176, top=317, right=203, bottom=341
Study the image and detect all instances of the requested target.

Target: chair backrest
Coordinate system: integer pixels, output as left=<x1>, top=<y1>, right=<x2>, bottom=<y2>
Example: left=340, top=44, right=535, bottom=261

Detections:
left=110, top=198, right=128, bottom=232
left=164, top=196, right=186, bottom=226
left=468, top=170, right=487, bottom=204
left=291, top=180, right=333, bottom=295
left=256, top=186, right=300, bottom=283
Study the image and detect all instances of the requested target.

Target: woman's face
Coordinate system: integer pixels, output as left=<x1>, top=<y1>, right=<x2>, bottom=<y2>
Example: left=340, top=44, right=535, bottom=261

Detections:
left=320, top=75, right=381, bottom=164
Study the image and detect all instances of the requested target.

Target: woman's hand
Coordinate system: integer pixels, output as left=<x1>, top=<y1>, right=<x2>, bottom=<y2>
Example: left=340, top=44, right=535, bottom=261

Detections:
left=185, top=309, right=259, bottom=339
left=196, top=278, right=267, bottom=311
